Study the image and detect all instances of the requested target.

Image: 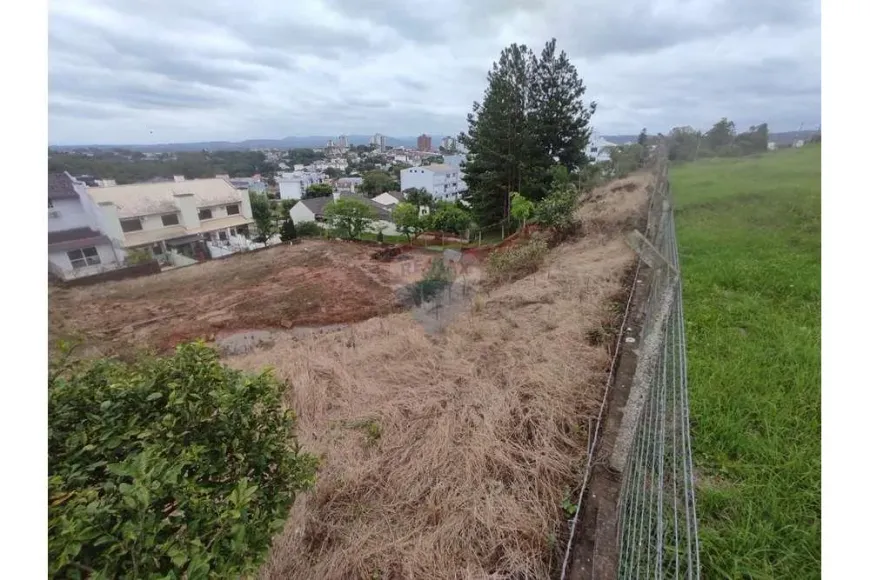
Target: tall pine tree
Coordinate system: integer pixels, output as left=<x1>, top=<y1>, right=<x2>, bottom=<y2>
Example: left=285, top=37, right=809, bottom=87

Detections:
left=459, top=38, right=595, bottom=227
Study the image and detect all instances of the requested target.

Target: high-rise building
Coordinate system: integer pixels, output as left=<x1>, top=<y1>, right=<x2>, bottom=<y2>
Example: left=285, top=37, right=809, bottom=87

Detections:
left=417, top=134, right=432, bottom=152
left=370, top=133, right=387, bottom=151
left=337, top=135, right=349, bottom=148
left=440, top=136, right=456, bottom=151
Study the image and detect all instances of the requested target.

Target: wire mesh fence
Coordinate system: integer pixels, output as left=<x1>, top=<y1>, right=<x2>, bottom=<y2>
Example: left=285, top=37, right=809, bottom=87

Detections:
left=613, top=151, right=701, bottom=579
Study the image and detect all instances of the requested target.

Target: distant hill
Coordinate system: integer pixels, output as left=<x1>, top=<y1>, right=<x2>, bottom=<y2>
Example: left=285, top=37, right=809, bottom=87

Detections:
left=50, top=130, right=817, bottom=153
left=49, top=135, right=448, bottom=153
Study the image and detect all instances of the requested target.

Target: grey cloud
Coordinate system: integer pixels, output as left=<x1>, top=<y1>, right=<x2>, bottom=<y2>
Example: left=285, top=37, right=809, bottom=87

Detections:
left=48, top=0, right=820, bottom=145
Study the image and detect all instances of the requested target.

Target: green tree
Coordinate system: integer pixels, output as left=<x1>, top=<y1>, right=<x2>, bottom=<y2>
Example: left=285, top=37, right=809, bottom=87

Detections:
left=667, top=126, right=704, bottom=161
left=323, top=198, right=378, bottom=240
left=637, top=128, right=648, bottom=147
left=305, top=182, right=333, bottom=198
left=429, top=203, right=472, bottom=235
left=509, top=191, right=535, bottom=227
left=48, top=342, right=317, bottom=579
left=393, top=202, right=428, bottom=242
left=280, top=216, right=297, bottom=242
left=459, top=38, right=595, bottom=227
left=324, top=167, right=343, bottom=179
left=705, top=117, right=737, bottom=152
left=402, top=187, right=435, bottom=209
left=250, top=192, right=277, bottom=244
left=360, top=170, right=398, bottom=196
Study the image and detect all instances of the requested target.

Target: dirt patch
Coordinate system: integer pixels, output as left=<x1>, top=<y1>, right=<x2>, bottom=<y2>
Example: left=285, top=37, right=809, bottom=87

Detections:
left=48, top=241, right=438, bottom=355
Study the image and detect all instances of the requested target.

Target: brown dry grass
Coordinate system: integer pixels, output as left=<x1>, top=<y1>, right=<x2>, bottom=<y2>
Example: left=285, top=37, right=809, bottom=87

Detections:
left=225, top=173, right=651, bottom=579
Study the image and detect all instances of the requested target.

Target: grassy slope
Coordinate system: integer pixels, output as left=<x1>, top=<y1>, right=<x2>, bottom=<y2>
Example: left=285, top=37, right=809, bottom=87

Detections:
left=670, top=147, right=821, bottom=579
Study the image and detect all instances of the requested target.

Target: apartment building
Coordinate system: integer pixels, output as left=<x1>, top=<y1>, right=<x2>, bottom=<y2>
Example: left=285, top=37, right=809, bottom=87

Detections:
left=417, top=134, right=432, bottom=152
left=400, top=163, right=467, bottom=200
left=88, top=177, right=254, bottom=262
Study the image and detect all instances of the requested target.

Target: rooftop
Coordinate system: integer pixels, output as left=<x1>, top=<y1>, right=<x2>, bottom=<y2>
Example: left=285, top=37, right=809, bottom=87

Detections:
left=48, top=173, right=80, bottom=201
left=89, top=178, right=244, bottom=218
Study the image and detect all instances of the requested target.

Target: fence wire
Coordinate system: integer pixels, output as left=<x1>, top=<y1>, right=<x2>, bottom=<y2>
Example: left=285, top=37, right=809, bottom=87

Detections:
left=615, top=154, right=701, bottom=579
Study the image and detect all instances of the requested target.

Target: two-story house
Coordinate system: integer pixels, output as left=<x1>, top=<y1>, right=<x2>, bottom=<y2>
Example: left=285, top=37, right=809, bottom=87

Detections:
left=400, top=164, right=467, bottom=200
left=48, top=172, right=124, bottom=280
left=88, top=177, right=255, bottom=262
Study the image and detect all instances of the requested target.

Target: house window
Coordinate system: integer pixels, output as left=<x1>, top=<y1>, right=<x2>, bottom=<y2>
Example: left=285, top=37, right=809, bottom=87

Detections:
left=226, top=204, right=240, bottom=215
left=591, top=147, right=598, bottom=153
left=198, top=208, right=213, bottom=220
left=121, top=218, right=143, bottom=232
left=67, top=247, right=101, bottom=269
left=161, top=213, right=180, bottom=226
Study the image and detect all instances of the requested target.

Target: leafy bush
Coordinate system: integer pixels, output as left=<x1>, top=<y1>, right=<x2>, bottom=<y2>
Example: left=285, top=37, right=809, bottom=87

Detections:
left=125, top=248, right=153, bottom=266
left=428, top=203, right=472, bottom=235
left=536, top=185, right=581, bottom=235
left=485, top=235, right=548, bottom=285
left=295, top=221, right=324, bottom=237
left=48, top=342, right=318, bottom=579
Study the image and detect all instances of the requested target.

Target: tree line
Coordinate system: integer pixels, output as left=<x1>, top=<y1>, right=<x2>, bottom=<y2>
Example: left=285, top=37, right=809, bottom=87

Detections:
left=665, top=118, right=771, bottom=162
left=48, top=150, right=279, bottom=185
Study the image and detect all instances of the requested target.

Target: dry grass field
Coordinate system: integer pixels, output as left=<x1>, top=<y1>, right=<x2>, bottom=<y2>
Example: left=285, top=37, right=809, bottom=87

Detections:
left=47, top=172, right=651, bottom=579
left=223, top=174, right=652, bottom=579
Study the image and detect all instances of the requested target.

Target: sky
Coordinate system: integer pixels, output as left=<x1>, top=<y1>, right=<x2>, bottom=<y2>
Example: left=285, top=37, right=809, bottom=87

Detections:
left=48, top=0, right=821, bottom=145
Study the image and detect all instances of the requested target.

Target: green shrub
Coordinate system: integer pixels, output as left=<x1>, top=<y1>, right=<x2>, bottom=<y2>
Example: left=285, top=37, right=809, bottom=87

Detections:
left=536, top=186, right=581, bottom=236
left=485, top=235, right=548, bottom=285
left=295, top=221, right=323, bottom=237
left=125, top=248, right=153, bottom=265
left=48, top=342, right=318, bottom=579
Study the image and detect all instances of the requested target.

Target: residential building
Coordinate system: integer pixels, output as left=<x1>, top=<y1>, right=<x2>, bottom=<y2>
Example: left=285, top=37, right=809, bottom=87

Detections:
left=289, top=192, right=398, bottom=235
left=400, top=164, right=467, bottom=200
left=48, top=172, right=124, bottom=280
left=227, top=176, right=267, bottom=194
left=88, top=177, right=254, bottom=262
left=371, top=191, right=405, bottom=206
left=586, top=131, right=617, bottom=163
left=277, top=171, right=327, bottom=200
left=442, top=153, right=467, bottom=169
left=417, top=134, right=432, bottom=152
left=767, top=142, right=778, bottom=151
left=338, top=134, right=349, bottom=148
left=440, top=136, right=456, bottom=151
left=334, top=176, right=364, bottom=194
left=370, top=133, right=387, bottom=151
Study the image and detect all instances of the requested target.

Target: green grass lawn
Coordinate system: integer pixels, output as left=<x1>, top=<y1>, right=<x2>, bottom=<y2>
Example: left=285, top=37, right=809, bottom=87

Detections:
left=670, top=146, right=821, bottom=579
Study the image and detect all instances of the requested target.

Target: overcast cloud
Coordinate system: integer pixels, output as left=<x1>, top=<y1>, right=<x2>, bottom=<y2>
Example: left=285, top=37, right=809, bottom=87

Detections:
left=48, top=0, right=821, bottom=145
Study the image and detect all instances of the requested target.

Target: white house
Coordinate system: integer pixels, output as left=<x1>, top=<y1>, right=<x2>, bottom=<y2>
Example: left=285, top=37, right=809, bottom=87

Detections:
left=767, top=142, right=778, bottom=151
left=371, top=191, right=404, bottom=206
left=289, top=193, right=399, bottom=236
left=586, top=132, right=617, bottom=163
left=278, top=171, right=327, bottom=200
left=400, top=163, right=467, bottom=200
left=88, top=177, right=255, bottom=263
left=48, top=172, right=124, bottom=280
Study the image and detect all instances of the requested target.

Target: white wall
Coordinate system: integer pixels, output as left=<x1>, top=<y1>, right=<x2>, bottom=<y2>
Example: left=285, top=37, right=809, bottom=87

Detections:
left=290, top=202, right=317, bottom=224
left=279, top=180, right=303, bottom=200
left=48, top=199, right=91, bottom=232
left=400, top=167, right=435, bottom=194
left=48, top=242, right=120, bottom=278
